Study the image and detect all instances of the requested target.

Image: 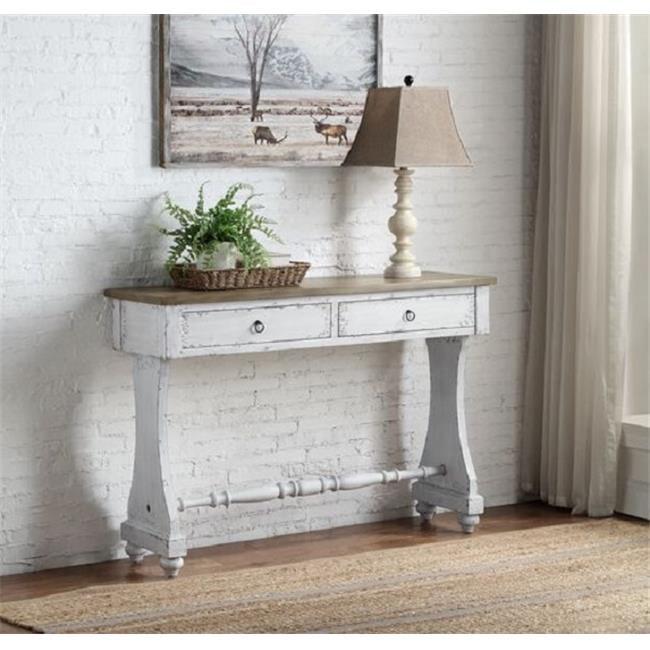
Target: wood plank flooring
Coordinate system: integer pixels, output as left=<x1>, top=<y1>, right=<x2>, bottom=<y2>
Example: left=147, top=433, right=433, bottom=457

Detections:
left=0, top=503, right=586, bottom=634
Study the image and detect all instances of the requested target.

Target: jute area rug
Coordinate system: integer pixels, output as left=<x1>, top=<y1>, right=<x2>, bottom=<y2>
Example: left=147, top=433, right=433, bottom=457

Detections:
left=1, top=519, right=648, bottom=633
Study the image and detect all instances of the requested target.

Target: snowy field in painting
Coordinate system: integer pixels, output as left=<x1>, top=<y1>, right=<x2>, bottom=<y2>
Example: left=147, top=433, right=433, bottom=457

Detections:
left=169, top=88, right=365, bottom=165
left=167, top=15, right=378, bottom=165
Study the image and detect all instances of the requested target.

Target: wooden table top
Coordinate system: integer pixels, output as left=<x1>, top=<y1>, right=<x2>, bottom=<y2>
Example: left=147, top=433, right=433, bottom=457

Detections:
left=104, top=271, right=497, bottom=306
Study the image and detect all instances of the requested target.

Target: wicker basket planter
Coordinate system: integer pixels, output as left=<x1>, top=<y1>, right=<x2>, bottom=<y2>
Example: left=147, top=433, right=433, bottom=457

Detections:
left=169, top=262, right=311, bottom=291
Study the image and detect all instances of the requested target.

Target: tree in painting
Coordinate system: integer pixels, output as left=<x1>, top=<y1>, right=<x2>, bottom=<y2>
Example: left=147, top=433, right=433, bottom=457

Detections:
left=229, top=15, right=288, bottom=122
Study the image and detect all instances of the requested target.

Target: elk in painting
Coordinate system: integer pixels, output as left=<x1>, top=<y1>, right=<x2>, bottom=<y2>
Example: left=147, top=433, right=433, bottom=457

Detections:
left=312, top=118, right=349, bottom=145
left=252, top=126, right=288, bottom=145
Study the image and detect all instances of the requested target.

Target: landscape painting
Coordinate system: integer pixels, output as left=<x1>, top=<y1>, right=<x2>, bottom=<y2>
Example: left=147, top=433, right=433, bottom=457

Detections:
left=159, top=14, right=381, bottom=167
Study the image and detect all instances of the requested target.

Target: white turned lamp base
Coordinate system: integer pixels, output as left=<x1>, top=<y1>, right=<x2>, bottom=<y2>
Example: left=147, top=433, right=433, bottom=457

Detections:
left=384, top=167, right=422, bottom=279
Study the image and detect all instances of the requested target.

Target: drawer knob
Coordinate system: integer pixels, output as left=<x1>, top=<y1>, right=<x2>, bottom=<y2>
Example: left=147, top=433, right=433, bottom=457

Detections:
left=252, top=320, right=265, bottom=334
left=404, top=309, right=416, bottom=322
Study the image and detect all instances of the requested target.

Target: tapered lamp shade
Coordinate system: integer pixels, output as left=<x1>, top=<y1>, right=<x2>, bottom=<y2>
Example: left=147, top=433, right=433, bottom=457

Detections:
left=342, top=86, right=471, bottom=168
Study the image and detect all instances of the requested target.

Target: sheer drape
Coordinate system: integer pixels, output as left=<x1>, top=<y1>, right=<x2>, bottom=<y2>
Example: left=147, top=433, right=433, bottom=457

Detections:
left=521, top=15, right=632, bottom=516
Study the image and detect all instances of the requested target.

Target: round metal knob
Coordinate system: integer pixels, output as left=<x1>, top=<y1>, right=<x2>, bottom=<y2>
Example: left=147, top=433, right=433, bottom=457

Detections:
left=404, top=310, right=416, bottom=322
left=253, top=320, right=265, bottom=334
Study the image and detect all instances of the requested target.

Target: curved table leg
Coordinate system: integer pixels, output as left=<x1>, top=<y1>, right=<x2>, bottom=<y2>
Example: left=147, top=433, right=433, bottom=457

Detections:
left=121, top=355, right=187, bottom=577
left=412, top=337, right=484, bottom=533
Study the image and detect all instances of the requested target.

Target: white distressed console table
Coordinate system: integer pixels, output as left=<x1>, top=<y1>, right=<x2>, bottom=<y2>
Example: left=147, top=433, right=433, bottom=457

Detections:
left=104, top=271, right=496, bottom=577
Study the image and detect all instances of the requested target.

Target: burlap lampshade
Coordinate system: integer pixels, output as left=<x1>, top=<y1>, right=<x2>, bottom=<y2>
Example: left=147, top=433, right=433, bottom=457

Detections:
left=342, top=86, right=471, bottom=168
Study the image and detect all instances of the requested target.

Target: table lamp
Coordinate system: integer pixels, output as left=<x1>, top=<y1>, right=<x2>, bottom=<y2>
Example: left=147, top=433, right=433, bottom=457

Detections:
left=342, top=76, right=471, bottom=278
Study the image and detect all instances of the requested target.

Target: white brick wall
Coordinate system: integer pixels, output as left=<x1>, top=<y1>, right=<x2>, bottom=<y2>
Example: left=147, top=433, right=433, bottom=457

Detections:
left=0, top=15, right=541, bottom=575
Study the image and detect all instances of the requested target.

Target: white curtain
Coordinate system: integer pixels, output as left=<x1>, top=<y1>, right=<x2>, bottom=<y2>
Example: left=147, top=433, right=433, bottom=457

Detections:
left=521, top=15, right=633, bottom=516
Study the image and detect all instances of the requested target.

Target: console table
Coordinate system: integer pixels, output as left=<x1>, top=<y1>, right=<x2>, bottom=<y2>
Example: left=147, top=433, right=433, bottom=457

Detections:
left=104, top=271, right=496, bottom=578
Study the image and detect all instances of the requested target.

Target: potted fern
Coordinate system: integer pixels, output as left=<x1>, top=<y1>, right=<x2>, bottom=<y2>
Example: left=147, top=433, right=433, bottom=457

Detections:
left=161, top=183, right=280, bottom=270
left=160, top=183, right=310, bottom=290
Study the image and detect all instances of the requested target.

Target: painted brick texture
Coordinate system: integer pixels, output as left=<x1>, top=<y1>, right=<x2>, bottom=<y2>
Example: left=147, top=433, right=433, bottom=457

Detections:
left=0, top=15, right=541, bottom=574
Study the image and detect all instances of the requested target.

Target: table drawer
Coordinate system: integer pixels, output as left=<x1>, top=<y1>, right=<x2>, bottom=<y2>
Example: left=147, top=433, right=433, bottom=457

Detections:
left=181, top=303, right=332, bottom=349
left=338, top=293, right=475, bottom=337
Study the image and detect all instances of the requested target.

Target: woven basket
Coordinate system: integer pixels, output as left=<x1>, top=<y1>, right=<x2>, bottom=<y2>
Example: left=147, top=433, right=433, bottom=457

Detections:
left=169, top=261, right=311, bottom=291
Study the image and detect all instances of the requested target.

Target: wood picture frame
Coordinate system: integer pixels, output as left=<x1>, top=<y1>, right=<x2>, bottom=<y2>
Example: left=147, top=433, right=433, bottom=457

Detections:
left=159, top=14, right=383, bottom=168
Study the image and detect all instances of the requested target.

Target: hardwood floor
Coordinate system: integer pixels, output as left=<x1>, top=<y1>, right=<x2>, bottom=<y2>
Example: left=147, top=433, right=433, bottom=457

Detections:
left=0, top=502, right=585, bottom=633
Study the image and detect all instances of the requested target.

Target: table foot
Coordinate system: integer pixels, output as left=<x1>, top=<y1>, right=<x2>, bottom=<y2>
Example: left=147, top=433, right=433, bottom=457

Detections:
left=125, top=543, right=147, bottom=565
left=160, top=556, right=184, bottom=579
left=458, top=513, right=480, bottom=533
left=415, top=501, right=435, bottom=523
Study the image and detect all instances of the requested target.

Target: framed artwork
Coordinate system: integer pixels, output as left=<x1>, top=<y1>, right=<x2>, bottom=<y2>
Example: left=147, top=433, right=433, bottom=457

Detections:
left=159, top=14, right=382, bottom=167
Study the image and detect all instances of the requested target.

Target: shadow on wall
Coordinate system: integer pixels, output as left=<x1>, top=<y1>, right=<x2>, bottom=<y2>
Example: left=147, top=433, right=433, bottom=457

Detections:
left=1, top=294, right=116, bottom=572
left=0, top=197, right=169, bottom=573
